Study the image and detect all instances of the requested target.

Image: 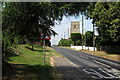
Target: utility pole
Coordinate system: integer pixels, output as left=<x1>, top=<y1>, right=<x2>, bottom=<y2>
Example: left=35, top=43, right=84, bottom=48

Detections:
left=84, top=31, right=86, bottom=47
left=54, top=39, right=55, bottom=46
left=93, top=23, right=95, bottom=51
left=68, top=28, right=69, bottom=39
left=64, top=32, right=65, bottom=39
left=82, top=15, right=84, bottom=50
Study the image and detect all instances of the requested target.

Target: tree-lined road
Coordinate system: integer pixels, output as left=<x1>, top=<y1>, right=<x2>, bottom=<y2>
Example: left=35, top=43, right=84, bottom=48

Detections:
left=53, top=47, right=120, bottom=79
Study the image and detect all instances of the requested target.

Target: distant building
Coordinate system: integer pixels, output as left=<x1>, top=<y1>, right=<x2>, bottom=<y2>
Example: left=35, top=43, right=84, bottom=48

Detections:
left=70, top=21, right=80, bottom=35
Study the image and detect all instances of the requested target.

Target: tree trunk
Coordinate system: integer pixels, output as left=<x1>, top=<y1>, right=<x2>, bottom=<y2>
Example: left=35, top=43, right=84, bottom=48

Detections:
left=32, top=44, right=33, bottom=50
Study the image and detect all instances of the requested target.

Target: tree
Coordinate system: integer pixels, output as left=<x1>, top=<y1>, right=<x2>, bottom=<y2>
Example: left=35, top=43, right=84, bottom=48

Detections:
left=2, top=2, right=90, bottom=49
left=76, top=40, right=82, bottom=46
left=2, top=2, right=56, bottom=50
left=85, top=31, right=93, bottom=46
left=59, top=38, right=73, bottom=46
left=86, top=2, right=120, bottom=46
left=71, top=33, right=82, bottom=46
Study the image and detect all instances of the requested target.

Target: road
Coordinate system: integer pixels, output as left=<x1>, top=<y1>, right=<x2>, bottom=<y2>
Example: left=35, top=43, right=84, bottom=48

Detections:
left=52, top=47, right=120, bottom=79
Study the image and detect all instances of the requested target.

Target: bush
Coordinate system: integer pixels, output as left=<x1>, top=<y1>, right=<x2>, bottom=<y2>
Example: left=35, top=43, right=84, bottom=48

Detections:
left=59, top=38, right=73, bottom=46
left=71, top=33, right=82, bottom=46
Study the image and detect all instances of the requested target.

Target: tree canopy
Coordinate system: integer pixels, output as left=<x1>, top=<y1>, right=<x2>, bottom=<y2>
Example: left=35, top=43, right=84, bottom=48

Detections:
left=85, top=31, right=93, bottom=46
left=86, top=2, right=120, bottom=46
left=2, top=2, right=90, bottom=49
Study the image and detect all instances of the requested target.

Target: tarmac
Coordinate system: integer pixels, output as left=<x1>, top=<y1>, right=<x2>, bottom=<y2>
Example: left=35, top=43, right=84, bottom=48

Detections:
left=53, top=57, right=92, bottom=79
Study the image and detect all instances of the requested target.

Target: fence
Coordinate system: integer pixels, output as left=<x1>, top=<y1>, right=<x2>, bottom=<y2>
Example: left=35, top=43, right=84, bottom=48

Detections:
left=71, top=46, right=97, bottom=51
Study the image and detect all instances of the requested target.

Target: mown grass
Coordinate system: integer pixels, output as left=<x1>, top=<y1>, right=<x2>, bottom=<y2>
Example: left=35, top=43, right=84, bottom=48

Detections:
left=5, top=44, right=61, bottom=80
left=6, top=45, right=46, bottom=65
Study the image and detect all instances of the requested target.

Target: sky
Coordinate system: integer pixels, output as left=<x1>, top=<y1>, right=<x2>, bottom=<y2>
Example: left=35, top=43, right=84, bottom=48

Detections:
left=50, top=15, right=98, bottom=46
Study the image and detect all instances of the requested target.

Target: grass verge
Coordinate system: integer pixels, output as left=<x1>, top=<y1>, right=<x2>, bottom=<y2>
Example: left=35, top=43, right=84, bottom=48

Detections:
left=4, top=44, right=62, bottom=80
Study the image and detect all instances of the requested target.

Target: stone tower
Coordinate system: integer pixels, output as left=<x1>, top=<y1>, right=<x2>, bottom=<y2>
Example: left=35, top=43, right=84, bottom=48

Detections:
left=70, top=21, right=80, bottom=34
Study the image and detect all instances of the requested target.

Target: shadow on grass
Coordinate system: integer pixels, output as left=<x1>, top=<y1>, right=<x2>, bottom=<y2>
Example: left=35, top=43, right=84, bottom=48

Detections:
left=25, top=46, right=51, bottom=52
left=105, top=51, right=120, bottom=55
left=3, top=64, right=55, bottom=80
left=4, top=51, right=19, bottom=61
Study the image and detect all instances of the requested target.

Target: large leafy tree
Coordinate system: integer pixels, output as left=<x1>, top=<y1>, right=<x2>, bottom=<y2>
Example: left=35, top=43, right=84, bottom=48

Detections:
left=2, top=2, right=56, bottom=49
left=2, top=2, right=90, bottom=49
left=85, top=31, right=93, bottom=46
left=86, top=2, right=120, bottom=46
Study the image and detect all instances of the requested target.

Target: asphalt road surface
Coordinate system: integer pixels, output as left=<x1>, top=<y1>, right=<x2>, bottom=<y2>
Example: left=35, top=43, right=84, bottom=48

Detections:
left=52, top=47, right=120, bottom=79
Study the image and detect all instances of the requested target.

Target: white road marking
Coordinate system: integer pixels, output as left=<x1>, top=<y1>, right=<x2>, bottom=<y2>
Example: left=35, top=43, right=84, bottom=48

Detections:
left=83, top=69, right=103, bottom=78
left=100, top=68, right=120, bottom=78
left=94, top=60, right=111, bottom=68
left=64, top=53, right=120, bottom=79
left=83, top=68, right=120, bottom=79
left=64, top=58, right=78, bottom=67
left=98, top=68, right=116, bottom=78
left=79, top=55, right=89, bottom=59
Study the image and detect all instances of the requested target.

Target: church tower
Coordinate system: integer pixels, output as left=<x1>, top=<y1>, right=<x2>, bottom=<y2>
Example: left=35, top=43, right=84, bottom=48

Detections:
left=70, top=21, right=80, bottom=34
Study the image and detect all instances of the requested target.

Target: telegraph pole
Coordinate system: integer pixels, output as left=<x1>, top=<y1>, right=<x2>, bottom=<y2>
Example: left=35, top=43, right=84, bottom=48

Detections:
left=82, top=15, right=84, bottom=50
left=84, top=31, right=86, bottom=47
left=68, top=28, right=69, bottom=39
left=64, top=32, right=65, bottom=39
left=54, top=39, right=55, bottom=46
left=93, top=23, right=95, bottom=51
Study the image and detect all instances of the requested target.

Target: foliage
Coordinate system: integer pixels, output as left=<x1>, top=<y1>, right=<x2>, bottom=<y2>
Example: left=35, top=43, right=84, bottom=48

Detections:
left=85, top=31, right=93, bottom=46
left=76, top=40, right=82, bottom=46
left=86, top=2, right=120, bottom=46
left=71, top=33, right=82, bottom=46
left=59, top=38, right=73, bottom=46
left=2, top=2, right=56, bottom=50
left=2, top=2, right=90, bottom=50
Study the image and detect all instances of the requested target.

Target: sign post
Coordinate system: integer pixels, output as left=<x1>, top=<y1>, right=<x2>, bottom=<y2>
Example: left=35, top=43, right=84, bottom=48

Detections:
left=43, top=40, right=46, bottom=64
left=39, top=33, right=51, bottom=65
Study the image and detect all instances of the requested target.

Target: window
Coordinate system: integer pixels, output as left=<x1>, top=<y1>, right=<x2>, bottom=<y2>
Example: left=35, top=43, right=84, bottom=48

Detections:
left=74, top=25, right=76, bottom=28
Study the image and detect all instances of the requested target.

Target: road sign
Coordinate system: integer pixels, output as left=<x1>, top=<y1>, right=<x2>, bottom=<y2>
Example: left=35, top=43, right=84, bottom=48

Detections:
left=38, top=33, right=51, bottom=40
left=38, top=33, right=51, bottom=64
